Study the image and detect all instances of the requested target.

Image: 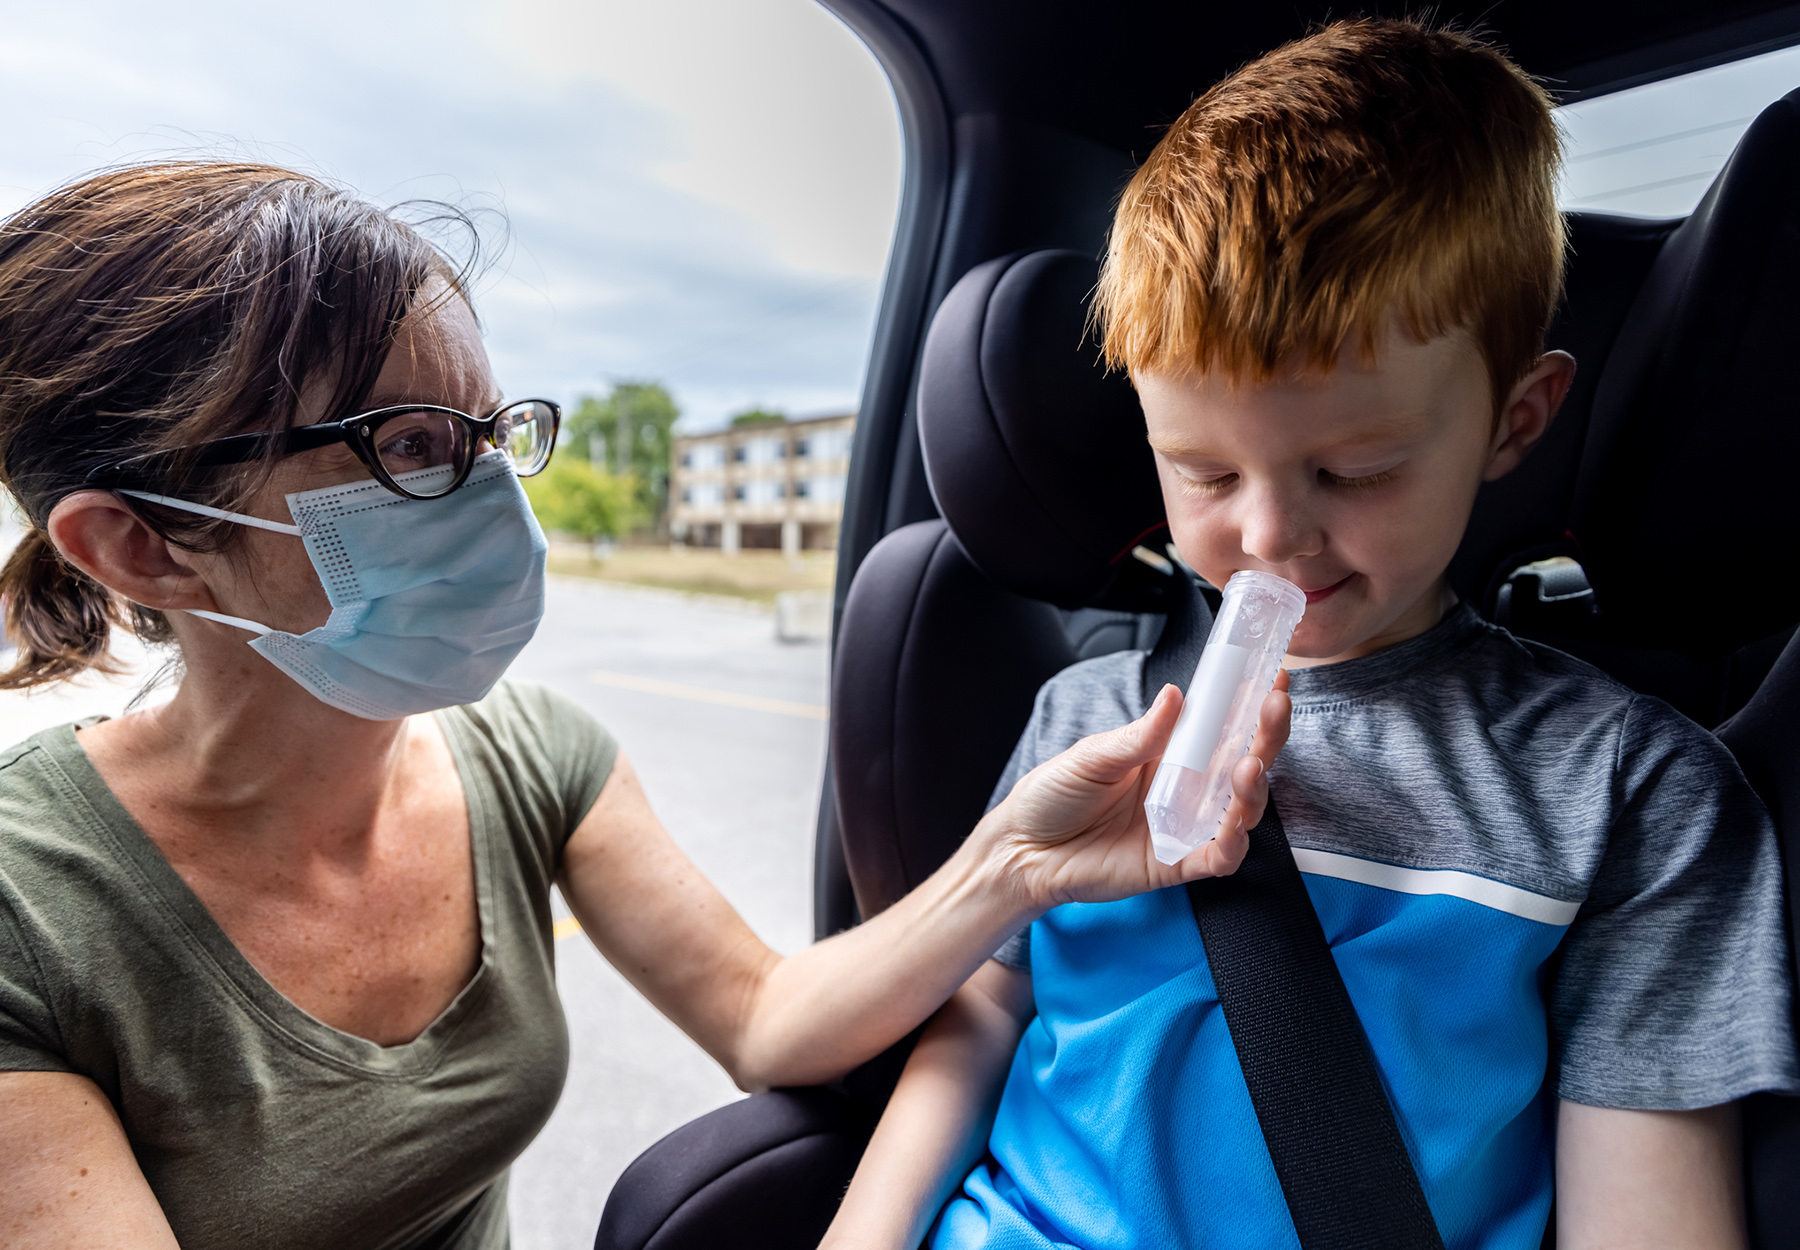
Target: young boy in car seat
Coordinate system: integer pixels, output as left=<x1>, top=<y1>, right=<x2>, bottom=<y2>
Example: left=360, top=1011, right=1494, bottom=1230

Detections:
left=820, top=18, right=1799, bottom=1250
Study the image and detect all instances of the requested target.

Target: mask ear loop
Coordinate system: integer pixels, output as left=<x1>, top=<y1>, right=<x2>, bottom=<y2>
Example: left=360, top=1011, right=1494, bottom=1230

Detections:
left=181, top=608, right=274, bottom=636
left=116, top=490, right=297, bottom=636
left=117, top=490, right=302, bottom=537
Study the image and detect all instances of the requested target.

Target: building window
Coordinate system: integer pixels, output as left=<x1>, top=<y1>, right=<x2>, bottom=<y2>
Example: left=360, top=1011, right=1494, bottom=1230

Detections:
left=798, top=428, right=851, bottom=460
left=734, top=484, right=746, bottom=501
left=803, top=475, right=846, bottom=504
left=740, top=436, right=787, bottom=466
left=740, top=478, right=786, bottom=506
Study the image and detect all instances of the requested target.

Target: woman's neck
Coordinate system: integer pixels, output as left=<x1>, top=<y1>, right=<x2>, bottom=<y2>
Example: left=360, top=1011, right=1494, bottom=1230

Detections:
left=79, top=639, right=417, bottom=853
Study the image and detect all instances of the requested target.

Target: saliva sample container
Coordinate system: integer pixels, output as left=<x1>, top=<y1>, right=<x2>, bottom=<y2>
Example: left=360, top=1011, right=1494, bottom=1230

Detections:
left=1144, top=570, right=1306, bottom=864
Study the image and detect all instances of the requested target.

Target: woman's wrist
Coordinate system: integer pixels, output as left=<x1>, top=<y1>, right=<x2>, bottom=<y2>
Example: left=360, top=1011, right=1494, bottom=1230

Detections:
left=951, top=798, right=1050, bottom=923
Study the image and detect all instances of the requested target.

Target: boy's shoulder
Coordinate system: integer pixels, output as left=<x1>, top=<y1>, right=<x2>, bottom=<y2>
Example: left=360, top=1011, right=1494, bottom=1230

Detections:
left=1284, top=602, right=1698, bottom=752
left=1409, top=610, right=1727, bottom=772
left=1024, top=647, right=1149, bottom=757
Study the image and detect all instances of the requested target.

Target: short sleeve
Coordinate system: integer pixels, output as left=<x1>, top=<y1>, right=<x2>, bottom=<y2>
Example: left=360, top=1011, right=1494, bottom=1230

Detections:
left=1550, top=695, right=1800, bottom=1109
left=0, top=891, right=71, bottom=1074
left=535, top=688, right=618, bottom=839
left=992, top=928, right=1032, bottom=971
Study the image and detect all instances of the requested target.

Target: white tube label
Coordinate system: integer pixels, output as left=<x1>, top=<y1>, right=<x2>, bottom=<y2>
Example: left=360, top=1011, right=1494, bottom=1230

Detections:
left=1163, top=641, right=1252, bottom=772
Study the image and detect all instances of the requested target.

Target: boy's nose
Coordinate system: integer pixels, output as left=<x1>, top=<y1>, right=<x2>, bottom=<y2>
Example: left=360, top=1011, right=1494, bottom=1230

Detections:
left=1236, top=485, right=1323, bottom=567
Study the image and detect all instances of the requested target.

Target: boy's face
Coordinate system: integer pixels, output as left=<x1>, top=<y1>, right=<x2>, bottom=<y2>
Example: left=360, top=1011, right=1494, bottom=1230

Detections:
left=1137, top=327, right=1572, bottom=666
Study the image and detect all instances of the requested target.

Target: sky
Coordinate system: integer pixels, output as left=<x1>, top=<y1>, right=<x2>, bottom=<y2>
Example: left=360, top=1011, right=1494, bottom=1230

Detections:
left=0, top=0, right=902, bottom=432
left=1, top=0, right=1793, bottom=438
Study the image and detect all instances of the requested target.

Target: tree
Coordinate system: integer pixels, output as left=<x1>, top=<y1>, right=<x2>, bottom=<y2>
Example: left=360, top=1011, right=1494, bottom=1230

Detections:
left=564, top=395, right=611, bottom=466
left=729, top=406, right=786, bottom=428
left=560, top=381, right=681, bottom=525
left=522, top=457, right=642, bottom=542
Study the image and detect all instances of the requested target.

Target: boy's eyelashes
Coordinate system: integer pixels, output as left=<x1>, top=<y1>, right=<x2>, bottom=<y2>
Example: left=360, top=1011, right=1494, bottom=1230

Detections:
left=1171, top=466, right=1399, bottom=495
left=1317, top=467, right=1397, bottom=489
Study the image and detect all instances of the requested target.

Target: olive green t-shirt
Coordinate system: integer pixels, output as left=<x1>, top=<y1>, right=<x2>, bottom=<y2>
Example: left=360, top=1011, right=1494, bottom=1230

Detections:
left=0, top=681, right=617, bottom=1250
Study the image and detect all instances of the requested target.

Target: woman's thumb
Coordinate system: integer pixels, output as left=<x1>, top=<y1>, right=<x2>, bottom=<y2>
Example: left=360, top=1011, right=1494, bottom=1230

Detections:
left=1066, top=683, right=1183, bottom=780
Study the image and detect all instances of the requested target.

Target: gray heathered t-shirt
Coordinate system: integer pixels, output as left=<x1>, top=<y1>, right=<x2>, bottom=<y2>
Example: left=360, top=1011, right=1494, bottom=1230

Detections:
left=0, top=681, right=616, bottom=1250
left=992, top=603, right=1798, bottom=1109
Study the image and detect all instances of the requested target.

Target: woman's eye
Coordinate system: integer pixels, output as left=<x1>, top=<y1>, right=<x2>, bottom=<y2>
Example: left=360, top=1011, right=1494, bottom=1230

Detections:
left=384, top=432, right=429, bottom=459
left=1319, top=467, right=1396, bottom=489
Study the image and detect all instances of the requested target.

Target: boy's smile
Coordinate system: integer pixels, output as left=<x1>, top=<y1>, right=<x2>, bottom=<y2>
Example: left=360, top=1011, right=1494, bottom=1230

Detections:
left=1137, top=325, right=1575, bottom=668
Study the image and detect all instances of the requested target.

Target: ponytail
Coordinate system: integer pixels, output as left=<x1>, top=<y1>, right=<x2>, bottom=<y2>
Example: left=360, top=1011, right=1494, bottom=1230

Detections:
left=0, top=526, right=131, bottom=690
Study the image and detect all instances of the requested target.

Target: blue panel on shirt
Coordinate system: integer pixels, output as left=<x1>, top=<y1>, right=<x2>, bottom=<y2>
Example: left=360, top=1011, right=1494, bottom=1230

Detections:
left=933, top=873, right=1566, bottom=1250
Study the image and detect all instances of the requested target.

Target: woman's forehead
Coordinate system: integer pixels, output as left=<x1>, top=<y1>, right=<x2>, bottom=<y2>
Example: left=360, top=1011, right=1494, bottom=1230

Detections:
left=367, top=291, right=499, bottom=412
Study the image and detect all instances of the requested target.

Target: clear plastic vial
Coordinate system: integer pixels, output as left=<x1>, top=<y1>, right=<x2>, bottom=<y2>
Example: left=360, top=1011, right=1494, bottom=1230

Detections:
left=1144, top=570, right=1307, bottom=864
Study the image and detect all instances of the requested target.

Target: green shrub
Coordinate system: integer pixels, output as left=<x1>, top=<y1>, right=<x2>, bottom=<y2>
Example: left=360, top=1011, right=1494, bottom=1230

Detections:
left=524, top=458, right=643, bottom=541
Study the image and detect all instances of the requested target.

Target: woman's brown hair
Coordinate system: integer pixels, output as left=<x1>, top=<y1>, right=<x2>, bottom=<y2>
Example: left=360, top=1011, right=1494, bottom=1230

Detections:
left=0, top=161, right=461, bottom=689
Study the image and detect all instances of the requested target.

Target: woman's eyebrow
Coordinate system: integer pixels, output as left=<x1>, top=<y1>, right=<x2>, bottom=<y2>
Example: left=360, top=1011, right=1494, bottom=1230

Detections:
left=357, top=390, right=506, bottom=412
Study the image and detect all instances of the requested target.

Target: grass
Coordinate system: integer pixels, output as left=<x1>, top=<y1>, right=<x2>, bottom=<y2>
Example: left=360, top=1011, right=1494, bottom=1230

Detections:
left=547, top=542, right=836, bottom=604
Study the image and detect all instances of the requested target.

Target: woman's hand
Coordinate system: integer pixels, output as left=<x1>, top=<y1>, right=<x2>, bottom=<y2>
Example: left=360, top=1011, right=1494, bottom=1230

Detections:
left=980, top=672, right=1292, bottom=911
left=557, top=675, right=1290, bottom=1092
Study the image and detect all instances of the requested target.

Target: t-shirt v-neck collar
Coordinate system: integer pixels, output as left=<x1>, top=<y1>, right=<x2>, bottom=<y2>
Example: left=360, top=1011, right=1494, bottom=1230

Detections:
left=39, top=717, right=497, bottom=1077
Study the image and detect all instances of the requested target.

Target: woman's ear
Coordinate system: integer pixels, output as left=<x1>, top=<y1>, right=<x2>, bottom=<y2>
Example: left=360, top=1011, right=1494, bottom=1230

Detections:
left=45, top=492, right=215, bottom=612
left=1484, top=350, right=1577, bottom=481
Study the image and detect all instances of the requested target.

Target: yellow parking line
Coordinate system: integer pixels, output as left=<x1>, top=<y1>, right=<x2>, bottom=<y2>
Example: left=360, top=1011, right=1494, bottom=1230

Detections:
left=590, top=670, right=828, bottom=720
left=553, top=917, right=583, bottom=941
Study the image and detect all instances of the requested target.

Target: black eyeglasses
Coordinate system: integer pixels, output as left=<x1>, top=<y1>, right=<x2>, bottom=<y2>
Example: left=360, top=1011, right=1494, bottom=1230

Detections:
left=84, top=398, right=561, bottom=501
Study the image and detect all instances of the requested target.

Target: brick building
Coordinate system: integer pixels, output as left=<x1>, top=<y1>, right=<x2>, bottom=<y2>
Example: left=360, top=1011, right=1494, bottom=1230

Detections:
left=669, top=413, right=854, bottom=556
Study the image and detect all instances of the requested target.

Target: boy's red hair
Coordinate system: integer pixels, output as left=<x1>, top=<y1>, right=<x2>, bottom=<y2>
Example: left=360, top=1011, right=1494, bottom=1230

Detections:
left=1095, top=18, right=1565, bottom=408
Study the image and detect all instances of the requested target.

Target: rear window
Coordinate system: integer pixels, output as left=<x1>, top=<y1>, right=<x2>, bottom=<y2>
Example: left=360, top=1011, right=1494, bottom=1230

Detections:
left=1555, top=43, right=1800, bottom=216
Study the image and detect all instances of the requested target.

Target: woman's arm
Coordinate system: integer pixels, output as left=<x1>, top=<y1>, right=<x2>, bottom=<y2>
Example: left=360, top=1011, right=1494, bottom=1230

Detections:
left=559, top=678, right=1290, bottom=1089
left=0, top=1071, right=179, bottom=1250
left=820, top=960, right=1035, bottom=1250
left=1556, top=1099, right=1745, bottom=1249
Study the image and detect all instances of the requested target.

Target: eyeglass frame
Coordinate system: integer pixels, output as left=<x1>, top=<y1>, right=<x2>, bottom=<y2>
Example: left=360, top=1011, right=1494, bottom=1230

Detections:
left=82, top=398, right=562, bottom=501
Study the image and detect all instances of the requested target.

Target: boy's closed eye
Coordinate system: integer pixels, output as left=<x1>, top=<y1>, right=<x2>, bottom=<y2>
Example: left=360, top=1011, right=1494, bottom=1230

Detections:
left=1316, top=465, right=1400, bottom=489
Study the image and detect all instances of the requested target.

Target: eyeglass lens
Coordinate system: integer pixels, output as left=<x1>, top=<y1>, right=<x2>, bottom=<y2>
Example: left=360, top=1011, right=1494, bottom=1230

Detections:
left=494, top=400, right=556, bottom=476
left=369, top=411, right=471, bottom=495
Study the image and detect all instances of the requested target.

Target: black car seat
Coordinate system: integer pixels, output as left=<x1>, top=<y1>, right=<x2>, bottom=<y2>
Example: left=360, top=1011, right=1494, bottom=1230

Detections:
left=598, top=91, right=1800, bottom=1250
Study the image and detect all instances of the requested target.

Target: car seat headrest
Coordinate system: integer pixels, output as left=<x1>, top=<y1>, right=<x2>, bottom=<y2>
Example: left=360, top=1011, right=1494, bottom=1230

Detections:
left=917, top=250, right=1168, bottom=609
left=1572, top=88, right=1800, bottom=657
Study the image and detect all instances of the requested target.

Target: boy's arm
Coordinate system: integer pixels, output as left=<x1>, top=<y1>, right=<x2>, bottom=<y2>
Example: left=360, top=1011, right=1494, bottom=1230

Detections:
left=820, top=959, right=1036, bottom=1250
left=1556, top=1099, right=1746, bottom=1249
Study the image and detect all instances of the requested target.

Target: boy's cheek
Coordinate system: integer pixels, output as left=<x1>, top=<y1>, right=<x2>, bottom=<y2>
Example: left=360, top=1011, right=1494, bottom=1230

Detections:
left=1164, top=510, right=1240, bottom=590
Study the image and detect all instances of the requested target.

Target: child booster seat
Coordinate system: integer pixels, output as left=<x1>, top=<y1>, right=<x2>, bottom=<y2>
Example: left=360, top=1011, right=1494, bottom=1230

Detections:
left=596, top=91, right=1800, bottom=1249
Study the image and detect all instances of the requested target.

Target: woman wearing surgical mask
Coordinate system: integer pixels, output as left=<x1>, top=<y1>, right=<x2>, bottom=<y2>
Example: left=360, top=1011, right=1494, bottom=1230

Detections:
left=0, top=164, right=1282, bottom=1250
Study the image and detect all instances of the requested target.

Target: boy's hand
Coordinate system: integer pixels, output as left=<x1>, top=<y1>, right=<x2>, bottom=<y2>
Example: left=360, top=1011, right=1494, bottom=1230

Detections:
left=983, top=672, right=1291, bottom=911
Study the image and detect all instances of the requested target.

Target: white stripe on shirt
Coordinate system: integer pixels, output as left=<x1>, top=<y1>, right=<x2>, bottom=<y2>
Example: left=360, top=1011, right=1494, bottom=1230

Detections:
left=1291, top=847, right=1583, bottom=926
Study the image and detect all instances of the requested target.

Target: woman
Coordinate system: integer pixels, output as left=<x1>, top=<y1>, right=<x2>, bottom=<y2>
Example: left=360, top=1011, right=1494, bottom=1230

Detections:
left=0, top=163, right=1284, bottom=1250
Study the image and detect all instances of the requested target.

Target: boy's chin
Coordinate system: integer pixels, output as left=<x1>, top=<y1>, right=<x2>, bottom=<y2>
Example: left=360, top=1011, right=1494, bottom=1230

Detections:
left=1284, top=582, right=1449, bottom=665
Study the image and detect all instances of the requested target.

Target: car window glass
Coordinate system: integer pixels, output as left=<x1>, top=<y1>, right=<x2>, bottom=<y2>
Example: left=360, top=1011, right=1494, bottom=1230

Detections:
left=1556, top=43, right=1800, bottom=216
left=0, top=4, right=901, bottom=1246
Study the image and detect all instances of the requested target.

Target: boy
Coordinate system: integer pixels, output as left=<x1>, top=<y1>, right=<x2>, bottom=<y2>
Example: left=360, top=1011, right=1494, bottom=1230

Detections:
left=821, top=19, right=1797, bottom=1250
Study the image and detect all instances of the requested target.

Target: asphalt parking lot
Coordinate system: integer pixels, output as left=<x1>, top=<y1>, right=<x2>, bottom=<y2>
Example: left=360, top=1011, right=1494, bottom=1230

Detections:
left=0, top=574, right=830, bottom=1250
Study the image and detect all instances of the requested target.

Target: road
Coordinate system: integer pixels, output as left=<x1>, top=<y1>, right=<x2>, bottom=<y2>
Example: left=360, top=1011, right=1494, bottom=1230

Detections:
left=0, top=574, right=830, bottom=1250
left=506, top=578, right=829, bottom=1249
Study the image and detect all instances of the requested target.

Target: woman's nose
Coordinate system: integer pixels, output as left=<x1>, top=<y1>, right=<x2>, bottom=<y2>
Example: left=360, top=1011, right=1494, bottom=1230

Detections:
left=1235, top=483, right=1322, bottom=567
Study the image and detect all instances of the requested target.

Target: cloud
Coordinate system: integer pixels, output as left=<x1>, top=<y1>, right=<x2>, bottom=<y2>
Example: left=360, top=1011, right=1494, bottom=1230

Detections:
left=0, top=0, right=899, bottom=430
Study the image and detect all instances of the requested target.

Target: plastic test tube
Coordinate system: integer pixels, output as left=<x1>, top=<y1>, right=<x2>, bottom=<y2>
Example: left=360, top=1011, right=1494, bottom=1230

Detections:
left=1144, top=570, right=1306, bottom=864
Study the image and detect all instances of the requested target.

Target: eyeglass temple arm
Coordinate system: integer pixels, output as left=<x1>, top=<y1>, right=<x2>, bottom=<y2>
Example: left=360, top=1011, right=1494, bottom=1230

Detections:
left=82, top=424, right=349, bottom=487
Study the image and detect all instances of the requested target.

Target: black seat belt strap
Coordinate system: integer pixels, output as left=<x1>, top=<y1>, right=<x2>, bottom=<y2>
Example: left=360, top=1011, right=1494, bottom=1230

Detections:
left=1185, top=800, right=1446, bottom=1250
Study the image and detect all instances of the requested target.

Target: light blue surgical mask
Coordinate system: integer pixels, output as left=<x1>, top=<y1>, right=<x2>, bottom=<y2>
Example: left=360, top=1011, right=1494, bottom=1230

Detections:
left=124, top=450, right=547, bottom=719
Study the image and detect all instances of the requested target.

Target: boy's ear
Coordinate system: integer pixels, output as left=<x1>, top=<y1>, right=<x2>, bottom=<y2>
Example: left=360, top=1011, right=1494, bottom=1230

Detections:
left=1483, top=351, right=1576, bottom=482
